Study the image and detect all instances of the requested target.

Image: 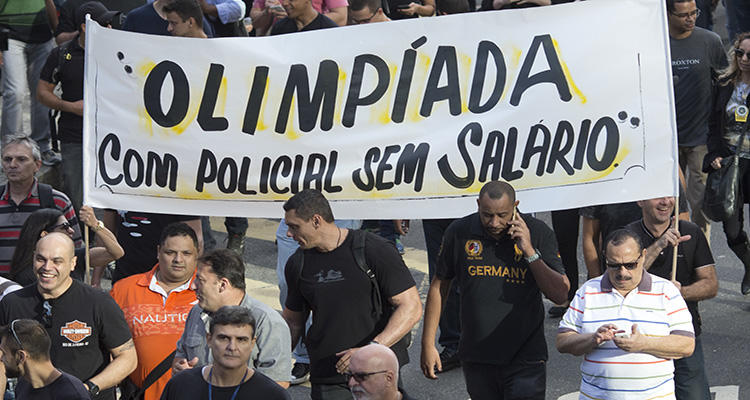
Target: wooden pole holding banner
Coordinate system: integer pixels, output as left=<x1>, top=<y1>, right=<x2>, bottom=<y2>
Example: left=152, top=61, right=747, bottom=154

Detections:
left=84, top=225, right=91, bottom=285
left=671, top=196, right=679, bottom=281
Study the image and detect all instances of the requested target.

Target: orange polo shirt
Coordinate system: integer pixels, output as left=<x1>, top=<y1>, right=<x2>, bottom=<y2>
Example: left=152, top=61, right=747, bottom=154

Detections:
left=110, top=265, right=197, bottom=400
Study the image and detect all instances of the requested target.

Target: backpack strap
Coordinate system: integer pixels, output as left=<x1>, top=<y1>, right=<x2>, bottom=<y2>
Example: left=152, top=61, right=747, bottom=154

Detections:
left=37, top=183, right=55, bottom=209
left=350, top=230, right=383, bottom=320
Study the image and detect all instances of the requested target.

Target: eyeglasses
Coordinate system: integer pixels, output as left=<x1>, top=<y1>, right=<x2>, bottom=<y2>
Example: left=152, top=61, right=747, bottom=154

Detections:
left=670, top=8, right=700, bottom=19
left=605, top=255, right=642, bottom=270
left=50, top=221, right=73, bottom=232
left=42, top=301, right=52, bottom=328
left=351, top=7, right=380, bottom=24
left=10, top=320, right=23, bottom=350
left=344, top=370, right=388, bottom=383
left=735, top=49, right=750, bottom=59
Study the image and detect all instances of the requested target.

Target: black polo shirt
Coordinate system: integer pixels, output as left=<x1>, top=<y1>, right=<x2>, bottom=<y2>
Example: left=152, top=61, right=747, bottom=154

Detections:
left=40, top=37, right=84, bottom=143
left=626, top=219, right=714, bottom=336
left=436, top=212, right=564, bottom=366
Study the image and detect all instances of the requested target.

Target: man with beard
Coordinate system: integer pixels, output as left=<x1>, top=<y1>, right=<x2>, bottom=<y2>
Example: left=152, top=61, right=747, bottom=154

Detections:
left=0, top=319, right=89, bottom=399
left=421, top=180, right=569, bottom=400
left=347, top=344, right=415, bottom=400
left=557, top=229, right=695, bottom=400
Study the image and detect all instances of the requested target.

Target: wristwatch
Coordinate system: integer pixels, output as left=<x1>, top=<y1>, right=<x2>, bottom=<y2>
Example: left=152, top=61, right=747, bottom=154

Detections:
left=93, top=220, right=104, bottom=232
left=524, top=250, right=541, bottom=264
left=85, top=380, right=100, bottom=396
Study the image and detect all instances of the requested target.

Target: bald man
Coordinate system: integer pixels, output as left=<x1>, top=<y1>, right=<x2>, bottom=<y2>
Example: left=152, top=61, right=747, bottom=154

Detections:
left=0, top=233, right=136, bottom=400
left=347, top=344, right=416, bottom=400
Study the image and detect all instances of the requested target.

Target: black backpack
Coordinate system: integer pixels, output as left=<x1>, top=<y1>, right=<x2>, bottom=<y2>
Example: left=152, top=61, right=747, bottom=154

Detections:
left=292, top=229, right=383, bottom=320
left=0, top=183, right=55, bottom=209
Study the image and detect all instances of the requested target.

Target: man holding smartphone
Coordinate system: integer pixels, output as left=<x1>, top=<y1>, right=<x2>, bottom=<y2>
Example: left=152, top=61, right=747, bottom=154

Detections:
left=420, top=180, right=569, bottom=400
left=556, top=229, right=696, bottom=400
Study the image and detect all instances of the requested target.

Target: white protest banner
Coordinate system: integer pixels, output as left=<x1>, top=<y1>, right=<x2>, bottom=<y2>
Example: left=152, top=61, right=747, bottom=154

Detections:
left=83, top=0, right=678, bottom=219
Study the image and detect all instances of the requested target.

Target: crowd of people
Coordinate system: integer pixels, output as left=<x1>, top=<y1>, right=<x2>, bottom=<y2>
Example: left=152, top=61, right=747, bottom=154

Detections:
left=0, top=0, right=747, bottom=399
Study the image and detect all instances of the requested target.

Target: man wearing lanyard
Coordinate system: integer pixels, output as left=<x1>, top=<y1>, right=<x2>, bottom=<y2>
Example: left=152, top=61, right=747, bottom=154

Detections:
left=160, top=306, right=290, bottom=399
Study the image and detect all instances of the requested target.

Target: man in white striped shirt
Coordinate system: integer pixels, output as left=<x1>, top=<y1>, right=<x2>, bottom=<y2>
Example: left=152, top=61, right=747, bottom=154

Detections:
left=556, top=229, right=695, bottom=400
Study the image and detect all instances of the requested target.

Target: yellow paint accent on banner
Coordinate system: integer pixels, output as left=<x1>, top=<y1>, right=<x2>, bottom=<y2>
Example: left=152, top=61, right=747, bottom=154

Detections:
left=552, top=39, right=587, bottom=104
left=458, top=52, right=472, bottom=113
left=256, top=76, right=270, bottom=131
left=333, top=69, right=347, bottom=126
left=285, top=95, right=301, bottom=140
left=217, top=76, right=228, bottom=117
left=407, top=53, right=431, bottom=123
left=138, top=61, right=157, bottom=77
left=370, top=63, right=397, bottom=125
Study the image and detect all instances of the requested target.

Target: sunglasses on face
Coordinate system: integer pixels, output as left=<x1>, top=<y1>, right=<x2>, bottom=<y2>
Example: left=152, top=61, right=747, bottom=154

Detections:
left=344, top=370, right=388, bottom=383
left=670, top=9, right=700, bottom=19
left=42, top=301, right=52, bottom=328
left=10, top=320, right=23, bottom=350
left=605, top=254, right=642, bottom=270
left=50, top=221, right=73, bottom=232
left=735, top=49, right=750, bottom=59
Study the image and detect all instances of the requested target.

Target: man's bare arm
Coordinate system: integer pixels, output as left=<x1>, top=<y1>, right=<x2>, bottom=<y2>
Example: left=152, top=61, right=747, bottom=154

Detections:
left=86, top=339, right=137, bottom=391
left=680, top=265, right=718, bottom=302
left=281, top=308, right=309, bottom=351
left=420, top=277, right=451, bottom=379
left=371, top=286, right=421, bottom=346
left=581, top=217, right=601, bottom=279
left=556, top=324, right=617, bottom=356
left=613, top=325, right=694, bottom=359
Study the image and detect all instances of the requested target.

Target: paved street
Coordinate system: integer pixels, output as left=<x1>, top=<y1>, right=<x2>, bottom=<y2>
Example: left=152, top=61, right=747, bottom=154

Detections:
left=210, top=214, right=749, bottom=400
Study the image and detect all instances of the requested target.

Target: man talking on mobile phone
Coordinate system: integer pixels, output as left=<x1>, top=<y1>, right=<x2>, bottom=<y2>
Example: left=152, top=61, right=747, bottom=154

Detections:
left=420, top=181, right=569, bottom=400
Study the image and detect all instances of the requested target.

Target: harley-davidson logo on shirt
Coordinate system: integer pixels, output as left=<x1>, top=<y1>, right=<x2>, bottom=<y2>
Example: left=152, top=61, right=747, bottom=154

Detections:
left=60, top=320, right=92, bottom=343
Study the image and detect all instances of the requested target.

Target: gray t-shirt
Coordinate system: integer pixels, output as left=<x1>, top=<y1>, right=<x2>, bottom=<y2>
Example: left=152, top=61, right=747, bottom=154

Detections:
left=174, top=295, right=292, bottom=383
left=671, top=27, right=728, bottom=147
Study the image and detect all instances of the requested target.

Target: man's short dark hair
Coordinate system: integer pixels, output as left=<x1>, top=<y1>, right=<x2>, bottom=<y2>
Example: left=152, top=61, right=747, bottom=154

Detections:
left=0, top=320, right=51, bottom=361
left=198, top=249, right=246, bottom=290
left=666, top=0, right=693, bottom=13
left=603, top=229, right=643, bottom=255
left=209, top=306, right=256, bottom=336
left=163, top=0, right=204, bottom=28
left=436, top=0, right=469, bottom=14
left=478, top=181, right=516, bottom=203
left=283, top=189, right=334, bottom=222
left=348, top=0, right=380, bottom=12
left=159, top=222, right=199, bottom=249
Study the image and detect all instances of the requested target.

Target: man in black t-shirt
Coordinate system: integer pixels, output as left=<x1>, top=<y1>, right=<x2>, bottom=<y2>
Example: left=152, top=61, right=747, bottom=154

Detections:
left=270, top=0, right=337, bottom=34
left=161, top=306, right=290, bottom=400
left=0, top=233, right=136, bottom=400
left=626, top=196, right=716, bottom=400
left=0, top=319, right=89, bottom=399
left=281, top=189, right=421, bottom=400
left=421, top=181, right=569, bottom=400
left=37, top=2, right=118, bottom=214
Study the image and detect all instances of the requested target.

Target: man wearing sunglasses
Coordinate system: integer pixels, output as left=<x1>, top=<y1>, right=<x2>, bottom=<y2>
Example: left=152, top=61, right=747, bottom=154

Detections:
left=626, top=197, right=716, bottom=400
left=0, top=319, right=89, bottom=399
left=347, top=0, right=389, bottom=24
left=668, top=0, right=727, bottom=242
left=0, top=233, right=137, bottom=399
left=347, top=343, right=415, bottom=400
left=557, top=229, right=695, bottom=400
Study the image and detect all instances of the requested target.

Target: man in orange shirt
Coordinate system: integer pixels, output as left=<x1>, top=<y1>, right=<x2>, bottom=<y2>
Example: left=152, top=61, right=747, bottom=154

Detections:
left=110, top=222, right=200, bottom=400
